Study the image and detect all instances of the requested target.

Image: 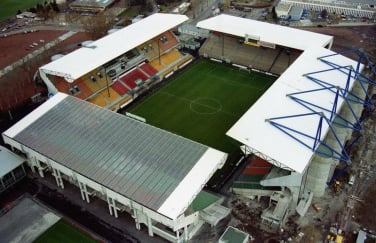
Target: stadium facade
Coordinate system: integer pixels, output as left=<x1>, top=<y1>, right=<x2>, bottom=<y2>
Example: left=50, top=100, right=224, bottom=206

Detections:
left=4, top=12, right=375, bottom=240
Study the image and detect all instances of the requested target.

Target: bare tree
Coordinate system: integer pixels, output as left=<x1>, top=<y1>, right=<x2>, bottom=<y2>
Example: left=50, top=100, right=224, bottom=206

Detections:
left=82, top=12, right=114, bottom=39
left=321, top=9, right=328, bottom=19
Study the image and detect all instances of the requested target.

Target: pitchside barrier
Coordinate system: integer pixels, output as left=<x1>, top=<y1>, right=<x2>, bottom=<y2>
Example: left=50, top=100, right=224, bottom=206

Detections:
left=125, top=112, right=146, bottom=123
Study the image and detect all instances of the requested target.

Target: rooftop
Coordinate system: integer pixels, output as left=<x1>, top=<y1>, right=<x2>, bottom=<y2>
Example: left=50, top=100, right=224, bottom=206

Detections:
left=196, top=14, right=333, bottom=50
left=227, top=46, right=362, bottom=173
left=3, top=93, right=227, bottom=219
left=40, top=13, right=188, bottom=82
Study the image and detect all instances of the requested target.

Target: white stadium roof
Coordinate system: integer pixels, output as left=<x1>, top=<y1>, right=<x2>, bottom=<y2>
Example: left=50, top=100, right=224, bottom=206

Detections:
left=197, top=14, right=333, bottom=51
left=227, top=46, right=362, bottom=173
left=40, top=13, right=188, bottom=82
left=3, top=93, right=227, bottom=219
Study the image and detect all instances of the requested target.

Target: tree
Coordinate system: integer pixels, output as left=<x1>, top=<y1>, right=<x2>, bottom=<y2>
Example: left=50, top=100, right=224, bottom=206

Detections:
left=82, top=12, right=114, bottom=39
left=321, top=9, right=328, bottom=19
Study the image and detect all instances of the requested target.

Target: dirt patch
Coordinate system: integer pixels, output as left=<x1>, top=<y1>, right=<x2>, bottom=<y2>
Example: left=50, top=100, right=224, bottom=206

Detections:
left=0, top=30, right=91, bottom=112
left=0, top=30, right=65, bottom=69
left=303, top=25, right=376, bottom=58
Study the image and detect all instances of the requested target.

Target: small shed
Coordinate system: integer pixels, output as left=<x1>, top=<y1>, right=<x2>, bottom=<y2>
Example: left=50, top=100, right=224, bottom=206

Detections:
left=289, top=6, right=304, bottom=21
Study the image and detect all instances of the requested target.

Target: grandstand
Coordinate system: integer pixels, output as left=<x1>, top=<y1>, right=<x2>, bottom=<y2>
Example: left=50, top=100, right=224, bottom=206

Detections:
left=197, top=14, right=331, bottom=75
left=39, top=13, right=191, bottom=111
left=198, top=14, right=375, bottom=230
left=2, top=93, right=231, bottom=242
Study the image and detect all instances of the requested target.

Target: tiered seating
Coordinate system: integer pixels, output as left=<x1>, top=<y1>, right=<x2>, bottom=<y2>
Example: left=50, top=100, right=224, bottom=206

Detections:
left=156, top=31, right=178, bottom=53
left=100, top=88, right=120, bottom=104
left=72, top=78, right=93, bottom=99
left=53, top=76, right=92, bottom=99
left=139, top=63, right=158, bottom=76
left=161, top=49, right=182, bottom=66
left=149, top=49, right=183, bottom=71
left=149, top=58, right=164, bottom=71
left=139, top=41, right=159, bottom=60
left=232, top=156, right=273, bottom=190
left=82, top=70, right=113, bottom=93
left=111, top=81, right=129, bottom=96
left=243, top=157, right=272, bottom=175
left=199, top=34, right=290, bottom=74
left=109, top=95, right=133, bottom=111
left=119, top=68, right=148, bottom=89
left=87, top=93, right=108, bottom=107
left=53, top=76, right=71, bottom=94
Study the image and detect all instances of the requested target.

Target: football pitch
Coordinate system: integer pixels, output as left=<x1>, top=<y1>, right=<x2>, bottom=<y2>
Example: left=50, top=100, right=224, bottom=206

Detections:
left=33, top=219, right=98, bottom=243
left=128, top=59, right=276, bottom=154
left=0, top=0, right=44, bottom=21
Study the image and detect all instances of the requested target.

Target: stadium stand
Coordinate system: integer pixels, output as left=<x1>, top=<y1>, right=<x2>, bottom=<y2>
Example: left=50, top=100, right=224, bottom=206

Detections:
left=139, top=41, right=159, bottom=60
left=243, top=157, right=272, bottom=175
left=232, top=157, right=279, bottom=191
left=111, top=80, right=130, bottom=96
left=269, top=49, right=301, bottom=74
left=139, top=62, right=158, bottom=77
left=87, top=93, right=108, bottom=107
left=83, top=70, right=113, bottom=93
left=52, top=75, right=93, bottom=100
left=199, top=34, right=296, bottom=75
left=163, top=49, right=183, bottom=66
left=101, top=87, right=121, bottom=104
left=119, top=68, right=148, bottom=89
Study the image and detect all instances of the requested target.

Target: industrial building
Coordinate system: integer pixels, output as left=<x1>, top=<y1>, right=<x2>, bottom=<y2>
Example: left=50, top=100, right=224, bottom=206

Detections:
left=69, top=0, right=116, bottom=12
left=197, top=14, right=375, bottom=230
left=278, top=0, right=376, bottom=19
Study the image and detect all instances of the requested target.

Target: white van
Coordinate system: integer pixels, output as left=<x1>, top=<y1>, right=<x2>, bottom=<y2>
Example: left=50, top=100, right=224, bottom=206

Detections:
left=348, top=174, right=355, bottom=185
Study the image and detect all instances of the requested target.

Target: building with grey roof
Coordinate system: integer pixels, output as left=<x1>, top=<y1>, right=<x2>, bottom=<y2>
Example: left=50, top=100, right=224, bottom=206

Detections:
left=2, top=93, right=230, bottom=242
left=279, top=0, right=376, bottom=19
left=0, top=146, right=26, bottom=193
left=69, top=0, right=116, bottom=12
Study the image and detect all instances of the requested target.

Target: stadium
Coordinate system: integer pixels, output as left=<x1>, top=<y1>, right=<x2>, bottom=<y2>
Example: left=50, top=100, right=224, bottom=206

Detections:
left=2, top=13, right=376, bottom=242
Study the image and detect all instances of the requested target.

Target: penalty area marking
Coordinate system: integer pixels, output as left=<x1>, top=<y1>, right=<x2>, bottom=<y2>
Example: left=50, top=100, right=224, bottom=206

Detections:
left=189, top=97, right=223, bottom=115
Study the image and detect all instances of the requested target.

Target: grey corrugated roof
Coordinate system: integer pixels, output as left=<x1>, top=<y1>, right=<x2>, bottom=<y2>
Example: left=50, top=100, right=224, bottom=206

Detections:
left=0, top=146, right=25, bottom=178
left=70, top=0, right=115, bottom=8
left=12, top=95, right=208, bottom=212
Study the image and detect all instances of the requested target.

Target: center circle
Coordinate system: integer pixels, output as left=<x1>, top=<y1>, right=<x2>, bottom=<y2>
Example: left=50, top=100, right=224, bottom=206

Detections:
left=190, top=98, right=222, bottom=115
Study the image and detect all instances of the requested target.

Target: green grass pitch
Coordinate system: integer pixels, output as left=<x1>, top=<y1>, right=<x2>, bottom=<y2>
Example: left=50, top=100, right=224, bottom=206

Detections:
left=33, top=219, right=98, bottom=243
left=0, top=0, right=44, bottom=22
left=128, top=59, right=276, bottom=154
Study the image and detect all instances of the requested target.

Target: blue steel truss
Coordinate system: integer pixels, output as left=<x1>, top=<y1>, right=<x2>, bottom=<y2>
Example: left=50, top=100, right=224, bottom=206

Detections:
left=288, top=86, right=362, bottom=131
left=267, top=112, right=350, bottom=162
left=304, top=65, right=374, bottom=107
left=267, top=49, right=375, bottom=171
left=319, top=48, right=376, bottom=77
